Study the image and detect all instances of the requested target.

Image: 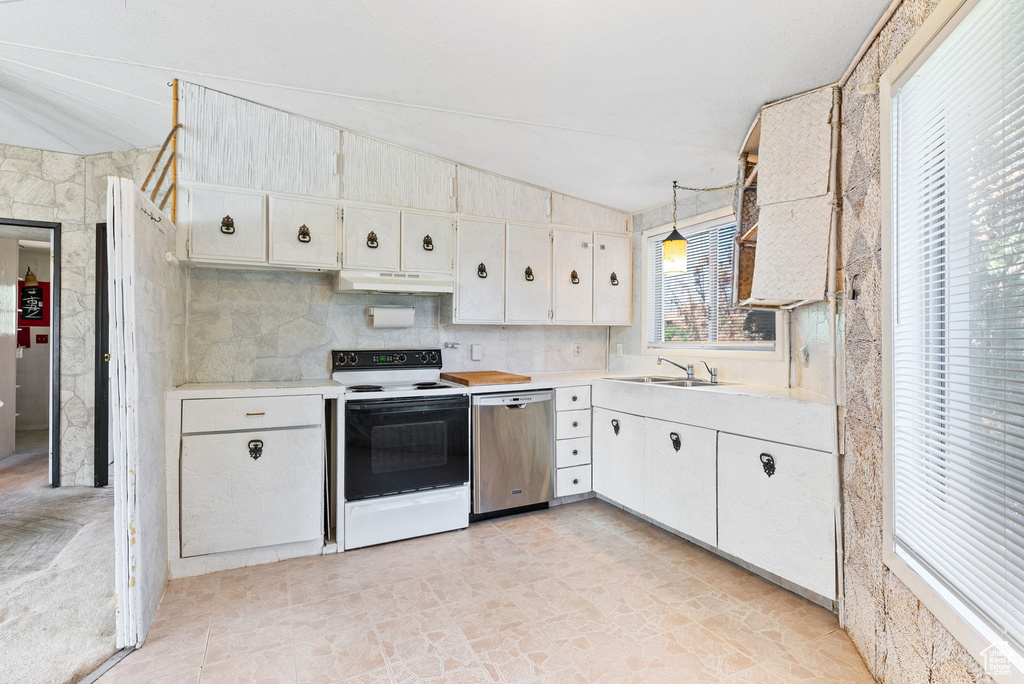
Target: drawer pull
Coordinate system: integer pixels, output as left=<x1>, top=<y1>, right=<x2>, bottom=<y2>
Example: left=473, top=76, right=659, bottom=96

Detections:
left=220, top=215, right=235, bottom=235
left=423, top=234, right=434, bottom=251
left=611, top=419, right=620, bottom=435
left=366, top=231, right=379, bottom=249
left=669, top=432, right=681, bottom=452
left=572, top=449, right=578, bottom=456
left=246, top=412, right=266, bottom=416
left=572, top=395, right=578, bottom=402
left=297, top=224, right=312, bottom=243
left=248, top=439, right=264, bottom=460
left=760, top=453, right=776, bottom=477
left=570, top=269, right=580, bottom=285
left=573, top=478, right=579, bottom=485
left=572, top=421, right=579, bottom=428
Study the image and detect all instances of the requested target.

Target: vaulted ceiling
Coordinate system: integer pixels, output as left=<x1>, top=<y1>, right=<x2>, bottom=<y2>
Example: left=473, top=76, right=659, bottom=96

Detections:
left=0, top=0, right=889, bottom=211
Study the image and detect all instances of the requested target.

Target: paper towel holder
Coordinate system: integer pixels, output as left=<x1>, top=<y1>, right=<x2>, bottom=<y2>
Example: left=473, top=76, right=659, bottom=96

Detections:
left=366, top=306, right=416, bottom=329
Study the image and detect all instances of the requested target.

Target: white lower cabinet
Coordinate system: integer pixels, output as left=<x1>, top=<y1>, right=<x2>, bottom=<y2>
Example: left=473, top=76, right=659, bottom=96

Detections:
left=554, top=385, right=593, bottom=497
left=592, top=407, right=644, bottom=514
left=643, top=419, right=717, bottom=546
left=180, top=425, right=323, bottom=558
left=717, top=434, right=836, bottom=599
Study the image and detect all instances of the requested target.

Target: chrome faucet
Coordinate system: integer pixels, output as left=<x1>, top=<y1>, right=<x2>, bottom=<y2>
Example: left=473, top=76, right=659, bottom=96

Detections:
left=656, top=357, right=695, bottom=379
left=700, top=360, right=719, bottom=384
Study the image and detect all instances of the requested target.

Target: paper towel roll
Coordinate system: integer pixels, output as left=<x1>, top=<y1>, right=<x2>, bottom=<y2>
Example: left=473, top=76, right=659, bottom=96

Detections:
left=368, top=306, right=415, bottom=328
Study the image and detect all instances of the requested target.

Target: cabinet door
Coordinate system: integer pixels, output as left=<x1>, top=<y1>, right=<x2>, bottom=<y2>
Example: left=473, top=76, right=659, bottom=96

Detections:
left=401, top=211, right=453, bottom=274
left=643, top=418, right=717, bottom=546
left=505, top=223, right=551, bottom=323
left=717, top=434, right=836, bottom=598
left=268, top=196, right=338, bottom=269
left=593, top=233, right=632, bottom=325
left=455, top=218, right=505, bottom=323
left=552, top=229, right=594, bottom=324
left=342, top=205, right=401, bottom=271
left=188, top=186, right=266, bottom=264
left=181, top=427, right=323, bottom=557
left=592, top=407, right=644, bottom=514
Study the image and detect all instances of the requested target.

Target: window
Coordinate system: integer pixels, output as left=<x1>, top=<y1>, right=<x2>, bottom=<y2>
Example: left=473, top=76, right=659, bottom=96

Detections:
left=647, top=218, right=776, bottom=349
left=887, top=0, right=1024, bottom=670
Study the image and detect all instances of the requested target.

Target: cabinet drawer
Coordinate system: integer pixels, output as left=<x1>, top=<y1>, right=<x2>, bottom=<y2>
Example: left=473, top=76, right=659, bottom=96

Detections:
left=188, top=186, right=266, bottom=264
left=556, top=465, right=592, bottom=497
left=556, top=437, right=591, bottom=468
left=182, top=395, right=322, bottom=434
left=181, top=427, right=323, bottom=557
left=556, top=410, right=591, bottom=439
left=717, top=434, right=836, bottom=599
left=555, top=386, right=591, bottom=412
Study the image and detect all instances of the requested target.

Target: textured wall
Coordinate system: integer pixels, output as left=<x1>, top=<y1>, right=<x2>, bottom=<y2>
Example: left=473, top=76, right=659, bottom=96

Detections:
left=839, top=0, right=995, bottom=681
left=185, top=268, right=609, bottom=383
left=0, top=144, right=158, bottom=485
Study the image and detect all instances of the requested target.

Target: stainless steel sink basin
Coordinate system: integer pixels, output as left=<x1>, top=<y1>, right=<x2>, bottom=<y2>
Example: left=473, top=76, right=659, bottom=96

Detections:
left=612, top=376, right=679, bottom=383
left=663, top=379, right=734, bottom=387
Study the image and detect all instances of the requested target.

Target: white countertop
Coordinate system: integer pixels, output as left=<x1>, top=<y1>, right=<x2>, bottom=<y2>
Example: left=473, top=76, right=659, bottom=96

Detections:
left=167, top=380, right=344, bottom=400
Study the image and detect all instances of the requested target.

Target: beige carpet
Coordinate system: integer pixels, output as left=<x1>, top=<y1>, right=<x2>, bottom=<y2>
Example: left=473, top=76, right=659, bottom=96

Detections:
left=0, top=431, right=117, bottom=684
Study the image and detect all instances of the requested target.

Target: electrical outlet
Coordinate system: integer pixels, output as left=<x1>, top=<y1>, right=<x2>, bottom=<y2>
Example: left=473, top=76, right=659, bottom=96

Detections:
left=573, top=343, right=582, bottom=357
left=471, top=344, right=483, bottom=361
left=615, top=344, right=623, bottom=356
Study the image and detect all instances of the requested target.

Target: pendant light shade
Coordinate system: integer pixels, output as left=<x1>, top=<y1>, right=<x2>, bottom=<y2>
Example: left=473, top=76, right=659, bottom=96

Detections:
left=23, top=267, right=39, bottom=287
left=661, top=228, right=688, bottom=274
left=663, top=181, right=688, bottom=274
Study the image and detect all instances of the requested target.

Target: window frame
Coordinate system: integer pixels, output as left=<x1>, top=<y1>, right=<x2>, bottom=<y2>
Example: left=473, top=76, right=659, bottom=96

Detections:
left=880, top=0, right=1024, bottom=679
left=641, top=207, right=786, bottom=360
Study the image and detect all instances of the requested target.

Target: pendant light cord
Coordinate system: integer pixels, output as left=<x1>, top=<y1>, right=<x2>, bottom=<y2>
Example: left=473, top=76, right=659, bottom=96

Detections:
left=672, top=180, right=735, bottom=229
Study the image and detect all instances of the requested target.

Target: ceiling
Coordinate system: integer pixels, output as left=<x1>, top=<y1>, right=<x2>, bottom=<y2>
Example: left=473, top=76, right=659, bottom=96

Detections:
left=0, top=0, right=889, bottom=212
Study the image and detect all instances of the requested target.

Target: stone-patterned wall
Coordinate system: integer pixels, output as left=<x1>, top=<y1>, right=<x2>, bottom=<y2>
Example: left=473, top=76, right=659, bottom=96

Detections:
left=0, top=144, right=158, bottom=486
left=185, top=269, right=609, bottom=382
left=839, top=1, right=995, bottom=681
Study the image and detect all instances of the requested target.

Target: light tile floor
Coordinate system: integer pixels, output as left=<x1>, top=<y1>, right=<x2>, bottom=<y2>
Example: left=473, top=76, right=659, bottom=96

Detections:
left=98, top=498, right=874, bottom=684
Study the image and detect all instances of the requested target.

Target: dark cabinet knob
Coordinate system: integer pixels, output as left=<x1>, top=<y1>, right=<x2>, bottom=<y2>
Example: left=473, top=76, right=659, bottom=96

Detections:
left=610, top=272, right=619, bottom=286
left=572, top=449, right=578, bottom=456
left=760, top=453, right=776, bottom=477
left=220, top=215, right=235, bottom=234
left=525, top=266, right=534, bottom=281
left=248, top=439, right=264, bottom=460
left=366, top=231, right=379, bottom=248
left=572, top=421, right=578, bottom=428
left=570, top=270, right=580, bottom=285
left=422, top=234, right=434, bottom=251
left=478, top=263, right=488, bottom=278
left=572, top=395, right=578, bottom=402
left=573, top=478, right=579, bottom=485
left=297, top=224, right=311, bottom=243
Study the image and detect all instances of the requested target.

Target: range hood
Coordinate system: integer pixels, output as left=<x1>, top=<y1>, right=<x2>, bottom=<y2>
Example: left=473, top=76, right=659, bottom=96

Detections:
left=334, top=270, right=454, bottom=295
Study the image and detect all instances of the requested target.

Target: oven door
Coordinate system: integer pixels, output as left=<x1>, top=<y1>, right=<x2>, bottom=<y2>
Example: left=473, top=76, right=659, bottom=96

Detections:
left=345, top=394, right=470, bottom=501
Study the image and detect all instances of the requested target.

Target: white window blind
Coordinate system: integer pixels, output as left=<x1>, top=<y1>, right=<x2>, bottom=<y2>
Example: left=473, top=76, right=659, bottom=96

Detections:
left=647, top=221, right=775, bottom=348
left=891, top=0, right=1024, bottom=655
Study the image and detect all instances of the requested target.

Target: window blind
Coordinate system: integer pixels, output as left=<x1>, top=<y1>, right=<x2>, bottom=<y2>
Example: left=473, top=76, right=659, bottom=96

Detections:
left=647, top=222, right=775, bottom=347
left=891, top=0, right=1024, bottom=654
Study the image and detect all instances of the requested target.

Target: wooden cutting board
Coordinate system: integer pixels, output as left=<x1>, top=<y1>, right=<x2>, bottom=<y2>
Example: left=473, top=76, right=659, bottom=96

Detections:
left=440, top=371, right=532, bottom=386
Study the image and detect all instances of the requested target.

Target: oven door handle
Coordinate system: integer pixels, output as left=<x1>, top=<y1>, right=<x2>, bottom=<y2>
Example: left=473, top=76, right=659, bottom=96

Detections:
left=346, top=396, right=469, bottom=414
left=505, top=403, right=529, bottom=410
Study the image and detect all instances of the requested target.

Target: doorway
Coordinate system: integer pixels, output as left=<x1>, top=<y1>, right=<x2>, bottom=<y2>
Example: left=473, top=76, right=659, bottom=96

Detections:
left=0, top=218, right=60, bottom=484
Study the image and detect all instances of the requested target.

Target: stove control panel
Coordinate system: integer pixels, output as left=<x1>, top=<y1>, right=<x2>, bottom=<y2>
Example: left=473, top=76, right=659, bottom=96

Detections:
left=332, top=349, right=442, bottom=370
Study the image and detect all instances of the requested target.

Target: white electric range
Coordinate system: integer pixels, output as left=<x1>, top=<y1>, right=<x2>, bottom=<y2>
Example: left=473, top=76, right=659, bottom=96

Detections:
left=332, top=349, right=471, bottom=549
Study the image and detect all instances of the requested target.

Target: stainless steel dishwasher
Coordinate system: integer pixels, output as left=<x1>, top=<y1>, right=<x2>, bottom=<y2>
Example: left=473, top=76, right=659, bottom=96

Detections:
left=472, top=391, right=554, bottom=515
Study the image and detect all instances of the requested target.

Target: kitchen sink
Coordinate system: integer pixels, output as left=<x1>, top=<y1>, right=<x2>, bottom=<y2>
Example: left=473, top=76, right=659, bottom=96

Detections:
left=612, top=376, right=679, bottom=383
left=608, top=376, right=733, bottom=387
left=663, top=379, right=733, bottom=387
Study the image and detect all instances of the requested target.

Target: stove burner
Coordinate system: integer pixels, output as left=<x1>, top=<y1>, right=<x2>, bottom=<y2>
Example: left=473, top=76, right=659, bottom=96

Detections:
left=413, top=382, right=447, bottom=390
left=348, top=384, right=383, bottom=393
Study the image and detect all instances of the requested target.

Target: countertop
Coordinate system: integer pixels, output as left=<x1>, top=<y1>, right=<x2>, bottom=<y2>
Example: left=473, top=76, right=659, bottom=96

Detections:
left=166, top=380, right=344, bottom=400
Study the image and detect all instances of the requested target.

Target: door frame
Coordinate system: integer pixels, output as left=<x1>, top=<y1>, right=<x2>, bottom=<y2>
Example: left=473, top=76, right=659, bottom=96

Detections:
left=0, top=218, right=61, bottom=486
left=95, top=222, right=109, bottom=487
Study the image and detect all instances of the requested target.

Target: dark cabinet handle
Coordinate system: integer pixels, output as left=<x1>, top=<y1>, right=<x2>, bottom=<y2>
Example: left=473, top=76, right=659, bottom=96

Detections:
left=366, top=231, right=379, bottom=249
left=423, top=235, right=434, bottom=251
left=572, top=421, right=579, bottom=428
left=611, top=419, right=620, bottom=435
left=610, top=272, right=619, bottom=286
left=525, top=266, right=534, bottom=281
left=297, top=224, right=311, bottom=243
left=572, top=395, right=578, bottom=402
left=220, top=215, right=235, bottom=234
left=573, top=478, right=580, bottom=485
left=248, top=439, right=264, bottom=460
left=478, top=263, right=488, bottom=279
left=570, top=270, right=580, bottom=285
left=572, top=449, right=578, bottom=456
left=669, top=432, right=681, bottom=452
left=760, top=453, right=776, bottom=477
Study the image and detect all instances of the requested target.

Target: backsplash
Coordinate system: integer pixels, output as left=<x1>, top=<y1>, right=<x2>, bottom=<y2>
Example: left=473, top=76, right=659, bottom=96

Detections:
left=185, top=268, right=608, bottom=383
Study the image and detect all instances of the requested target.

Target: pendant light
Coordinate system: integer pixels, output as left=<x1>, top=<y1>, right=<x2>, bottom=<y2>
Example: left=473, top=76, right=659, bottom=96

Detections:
left=23, top=267, right=39, bottom=287
left=662, top=181, right=687, bottom=274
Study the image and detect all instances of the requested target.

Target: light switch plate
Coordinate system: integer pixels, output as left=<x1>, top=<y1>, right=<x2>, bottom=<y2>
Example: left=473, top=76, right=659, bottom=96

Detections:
left=471, top=344, right=483, bottom=361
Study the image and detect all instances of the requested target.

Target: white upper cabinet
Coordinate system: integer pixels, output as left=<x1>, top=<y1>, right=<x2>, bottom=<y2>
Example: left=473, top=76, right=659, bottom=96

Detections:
left=551, top=193, right=630, bottom=233
left=342, top=205, right=401, bottom=271
left=457, top=166, right=550, bottom=224
left=401, top=211, right=453, bottom=274
left=268, top=195, right=338, bottom=269
left=552, top=229, right=594, bottom=324
left=187, top=185, right=267, bottom=264
left=643, top=418, right=717, bottom=546
left=505, top=223, right=551, bottom=324
left=455, top=218, right=505, bottom=323
left=593, top=232, right=632, bottom=325
left=342, top=133, right=456, bottom=212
